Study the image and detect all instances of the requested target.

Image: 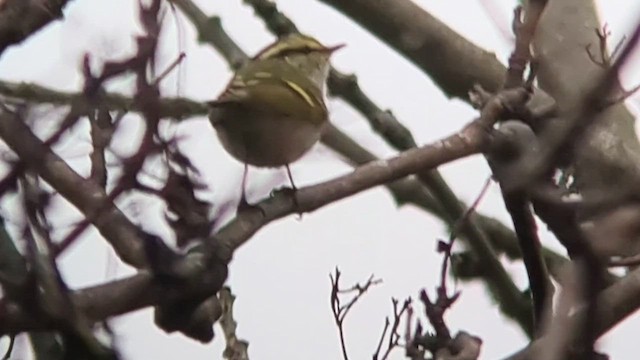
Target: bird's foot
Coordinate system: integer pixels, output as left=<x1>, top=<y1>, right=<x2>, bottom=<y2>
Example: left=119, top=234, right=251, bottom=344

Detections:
left=271, top=186, right=303, bottom=219
left=237, top=196, right=266, bottom=217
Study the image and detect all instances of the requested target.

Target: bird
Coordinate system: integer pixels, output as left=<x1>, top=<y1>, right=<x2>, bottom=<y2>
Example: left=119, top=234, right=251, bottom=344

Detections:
left=208, top=34, right=344, bottom=210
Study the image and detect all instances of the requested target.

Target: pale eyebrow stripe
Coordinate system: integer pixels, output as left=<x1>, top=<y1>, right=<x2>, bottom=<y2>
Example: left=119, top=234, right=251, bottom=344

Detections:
left=283, top=80, right=316, bottom=108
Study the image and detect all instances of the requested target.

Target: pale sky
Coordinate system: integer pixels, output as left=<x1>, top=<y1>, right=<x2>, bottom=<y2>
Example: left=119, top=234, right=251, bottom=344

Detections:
left=0, top=0, right=639, bottom=359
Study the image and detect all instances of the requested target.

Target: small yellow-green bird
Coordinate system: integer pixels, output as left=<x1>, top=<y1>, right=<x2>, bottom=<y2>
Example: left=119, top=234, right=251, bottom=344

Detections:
left=208, top=34, right=344, bottom=207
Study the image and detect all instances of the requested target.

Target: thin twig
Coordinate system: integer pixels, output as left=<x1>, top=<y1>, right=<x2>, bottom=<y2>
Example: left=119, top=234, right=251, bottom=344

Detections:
left=218, top=287, right=249, bottom=360
left=511, top=18, right=640, bottom=191
left=152, top=52, right=186, bottom=86
left=330, top=268, right=382, bottom=360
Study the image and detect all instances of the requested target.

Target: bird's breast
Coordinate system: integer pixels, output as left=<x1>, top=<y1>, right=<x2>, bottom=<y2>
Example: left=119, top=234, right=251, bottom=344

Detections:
left=213, top=112, right=327, bottom=167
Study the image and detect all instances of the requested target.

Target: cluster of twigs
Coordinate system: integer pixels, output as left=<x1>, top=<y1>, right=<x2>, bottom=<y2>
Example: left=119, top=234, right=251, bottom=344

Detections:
left=0, top=0, right=224, bottom=358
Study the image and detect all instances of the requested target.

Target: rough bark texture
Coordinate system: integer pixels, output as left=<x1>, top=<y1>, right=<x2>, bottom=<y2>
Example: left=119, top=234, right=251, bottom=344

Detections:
left=319, top=0, right=506, bottom=98
left=0, top=0, right=71, bottom=55
left=533, top=0, right=640, bottom=196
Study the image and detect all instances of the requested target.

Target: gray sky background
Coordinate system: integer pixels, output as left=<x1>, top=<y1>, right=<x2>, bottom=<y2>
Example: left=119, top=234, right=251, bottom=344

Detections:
left=0, top=0, right=639, bottom=359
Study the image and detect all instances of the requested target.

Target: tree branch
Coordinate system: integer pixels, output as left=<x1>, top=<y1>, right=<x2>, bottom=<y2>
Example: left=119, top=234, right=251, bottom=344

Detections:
left=0, top=109, right=148, bottom=268
left=316, top=0, right=507, bottom=99
left=0, top=79, right=208, bottom=118
left=0, top=0, right=72, bottom=55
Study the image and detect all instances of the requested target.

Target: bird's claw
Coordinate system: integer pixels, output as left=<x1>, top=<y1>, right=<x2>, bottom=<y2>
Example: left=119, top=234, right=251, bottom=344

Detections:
left=237, top=196, right=266, bottom=217
left=271, top=186, right=303, bottom=219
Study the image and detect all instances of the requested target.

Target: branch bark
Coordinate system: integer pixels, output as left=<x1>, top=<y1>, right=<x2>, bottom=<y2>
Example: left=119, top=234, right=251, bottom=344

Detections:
left=317, top=0, right=505, bottom=99
left=506, top=258, right=640, bottom=359
left=533, top=0, right=640, bottom=196
left=0, top=110, right=148, bottom=268
left=0, top=0, right=72, bottom=55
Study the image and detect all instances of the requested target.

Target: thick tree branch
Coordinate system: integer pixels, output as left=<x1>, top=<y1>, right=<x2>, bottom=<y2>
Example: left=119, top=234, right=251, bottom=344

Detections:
left=489, top=1, right=552, bottom=335
left=489, top=122, right=552, bottom=334
left=0, top=78, right=570, bottom=266
left=517, top=17, right=640, bottom=192
left=187, top=0, right=534, bottom=334
left=0, top=80, right=208, bottom=118
left=316, top=0, right=506, bottom=99
left=506, top=256, right=640, bottom=359
left=0, top=0, right=72, bottom=55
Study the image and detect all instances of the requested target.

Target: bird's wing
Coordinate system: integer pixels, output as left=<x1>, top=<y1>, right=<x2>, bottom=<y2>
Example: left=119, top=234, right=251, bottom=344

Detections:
left=209, top=70, right=326, bottom=125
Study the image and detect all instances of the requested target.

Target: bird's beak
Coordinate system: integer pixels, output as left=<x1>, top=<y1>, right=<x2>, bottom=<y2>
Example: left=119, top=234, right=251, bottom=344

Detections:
left=325, top=43, right=346, bottom=53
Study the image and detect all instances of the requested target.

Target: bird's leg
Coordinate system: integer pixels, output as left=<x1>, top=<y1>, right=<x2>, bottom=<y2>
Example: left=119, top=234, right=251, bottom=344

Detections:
left=237, top=163, right=252, bottom=211
left=237, top=164, right=265, bottom=216
left=238, top=163, right=250, bottom=207
left=285, top=164, right=302, bottom=217
left=285, top=164, right=297, bottom=191
left=270, top=165, right=302, bottom=215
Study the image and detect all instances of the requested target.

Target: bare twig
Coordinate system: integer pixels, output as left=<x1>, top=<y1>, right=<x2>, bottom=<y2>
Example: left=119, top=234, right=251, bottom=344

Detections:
left=0, top=80, right=208, bottom=118
left=152, top=52, right=186, bottom=86
left=372, top=298, right=411, bottom=360
left=373, top=318, right=390, bottom=360
left=504, top=1, right=548, bottom=89
left=218, top=287, right=249, bottom=360
left=443, top=176, right=493, bottom=286
left=330, top=268, right=382, bottom=360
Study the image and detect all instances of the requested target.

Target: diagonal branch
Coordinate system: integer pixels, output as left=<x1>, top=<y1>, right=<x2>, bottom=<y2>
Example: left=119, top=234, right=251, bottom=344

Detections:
left=316, top=0, right=506, bottom=98
left=0, top=0, right=73, bottom=55
left=0, top=109, right=148, bottom=268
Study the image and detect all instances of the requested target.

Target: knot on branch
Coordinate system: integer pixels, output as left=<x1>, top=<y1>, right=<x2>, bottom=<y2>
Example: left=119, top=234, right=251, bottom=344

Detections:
left=155, top=294, right=222, bottom=343
left=151, top=243, right=228, bottom=342
left=486, top=120, right=540, bottom=192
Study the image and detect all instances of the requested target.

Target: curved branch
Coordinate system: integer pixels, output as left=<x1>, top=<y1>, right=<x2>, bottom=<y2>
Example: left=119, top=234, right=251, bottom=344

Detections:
left=316, top=0, right=506, bottom=98
left=0, top=80, right=208, bottom=118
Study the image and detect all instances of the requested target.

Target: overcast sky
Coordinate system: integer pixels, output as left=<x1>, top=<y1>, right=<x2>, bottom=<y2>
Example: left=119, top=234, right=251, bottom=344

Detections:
left=1, top=0, right=640, bottom=359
